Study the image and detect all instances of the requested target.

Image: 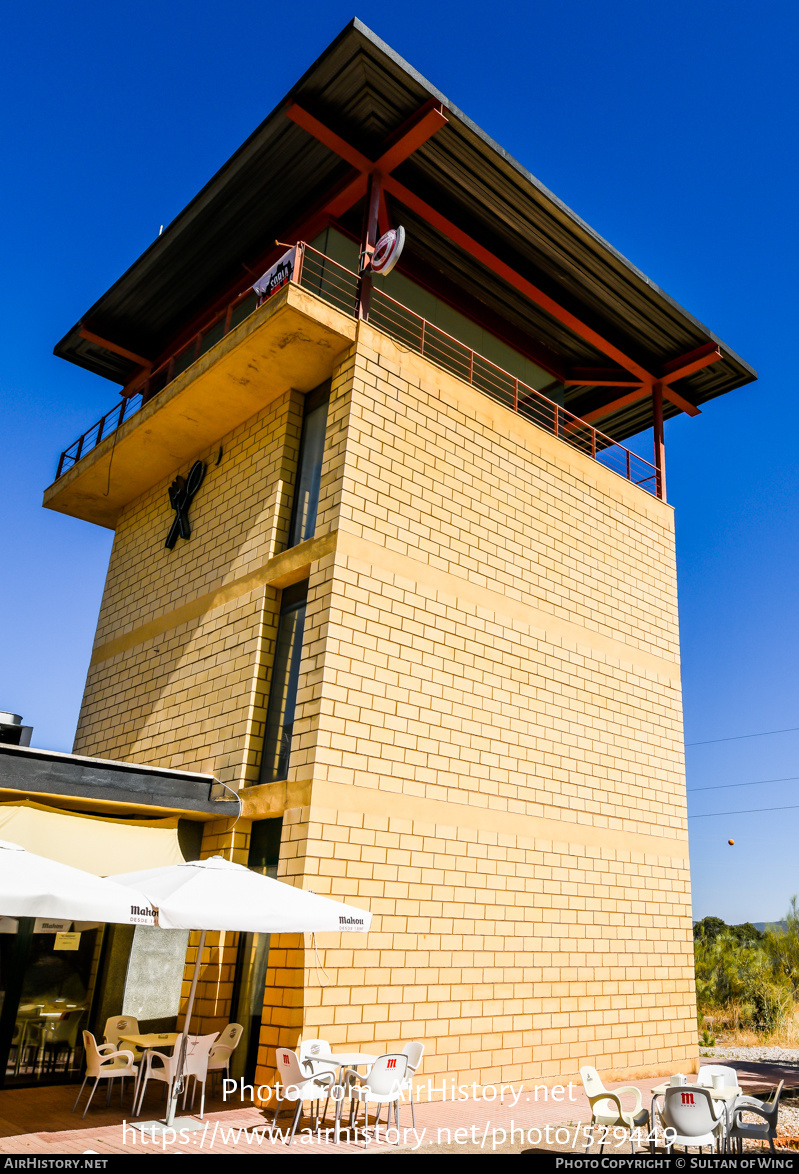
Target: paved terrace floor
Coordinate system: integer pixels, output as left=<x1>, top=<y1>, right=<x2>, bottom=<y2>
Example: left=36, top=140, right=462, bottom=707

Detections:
left=0, top=1060, right=796, bottom=1156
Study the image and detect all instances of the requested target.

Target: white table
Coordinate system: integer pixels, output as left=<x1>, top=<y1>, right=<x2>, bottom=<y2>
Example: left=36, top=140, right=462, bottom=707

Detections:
left=119, top=1032, right=179, bottom=1109
left=304, top=1051, right=377, bottom=1143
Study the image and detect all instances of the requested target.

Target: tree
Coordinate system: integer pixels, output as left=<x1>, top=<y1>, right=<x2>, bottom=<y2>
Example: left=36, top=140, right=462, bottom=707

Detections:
left=694, top=916, right=727, bottom=943
left=766, top=896, right=799, bottom=996
left=729, top=922, right=765, bottom=945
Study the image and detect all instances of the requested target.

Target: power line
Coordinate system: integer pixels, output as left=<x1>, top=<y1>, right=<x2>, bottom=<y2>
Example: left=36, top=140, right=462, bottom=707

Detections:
left=687, top=725, right=799, bottom=747
left=687, top=775, right=799, bottom=793
left=688, top=803, right=799, bottom=819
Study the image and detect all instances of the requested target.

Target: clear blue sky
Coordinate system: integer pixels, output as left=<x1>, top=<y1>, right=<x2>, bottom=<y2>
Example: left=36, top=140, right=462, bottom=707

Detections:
left=1, top=1, right=797, bottom=924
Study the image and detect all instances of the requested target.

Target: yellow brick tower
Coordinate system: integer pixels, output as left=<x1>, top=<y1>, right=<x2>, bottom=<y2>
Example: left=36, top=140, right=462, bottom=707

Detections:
left=44, top=22, right=756, bottom=1091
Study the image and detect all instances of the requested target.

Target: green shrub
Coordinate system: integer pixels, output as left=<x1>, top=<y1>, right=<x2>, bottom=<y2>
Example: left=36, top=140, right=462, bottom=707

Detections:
left=694, top=898, right=799, bottom=1033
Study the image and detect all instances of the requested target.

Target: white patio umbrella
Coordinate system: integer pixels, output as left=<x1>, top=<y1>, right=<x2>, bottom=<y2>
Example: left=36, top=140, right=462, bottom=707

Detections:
left=110, top=855, right=371, bottom=1127
left=0, top=839, right=156, bottom=926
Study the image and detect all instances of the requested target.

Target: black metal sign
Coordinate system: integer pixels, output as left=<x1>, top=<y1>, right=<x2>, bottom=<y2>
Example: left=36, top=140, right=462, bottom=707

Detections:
left=165, top=460, right=206, bottom=549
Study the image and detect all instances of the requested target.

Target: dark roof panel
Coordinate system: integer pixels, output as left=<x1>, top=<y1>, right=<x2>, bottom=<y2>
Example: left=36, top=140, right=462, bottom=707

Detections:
left=54, top=19, right=755, bottom=439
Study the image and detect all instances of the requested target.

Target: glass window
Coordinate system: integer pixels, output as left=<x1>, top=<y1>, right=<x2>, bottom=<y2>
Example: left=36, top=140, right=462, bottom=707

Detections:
left=258, top=581, right=308, bottom=785
left=287, top=384, right=330, bottom=548
left=230, top=818, right=282, bottom=1083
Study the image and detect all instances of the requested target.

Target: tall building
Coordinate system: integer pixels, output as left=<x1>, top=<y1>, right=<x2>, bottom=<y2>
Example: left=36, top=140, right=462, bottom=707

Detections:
left=40, top=20, right=755, bottom=1089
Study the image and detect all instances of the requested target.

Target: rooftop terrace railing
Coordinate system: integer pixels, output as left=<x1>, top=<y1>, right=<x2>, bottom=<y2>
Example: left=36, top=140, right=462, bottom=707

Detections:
left=55, top=242, right=658, bottom=496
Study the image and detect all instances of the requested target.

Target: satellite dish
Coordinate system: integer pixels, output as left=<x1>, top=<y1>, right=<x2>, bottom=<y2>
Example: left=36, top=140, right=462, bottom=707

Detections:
left=372, top=226, right=405, bottom=276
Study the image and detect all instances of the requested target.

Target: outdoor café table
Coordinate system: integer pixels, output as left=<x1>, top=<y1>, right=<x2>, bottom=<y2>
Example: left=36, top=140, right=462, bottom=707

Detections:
left=304, top=1051, right=378, bottom=1143
left=650, top=1081, right=742, bottom=1153
left=119, top=1032, right=180, bottom=1108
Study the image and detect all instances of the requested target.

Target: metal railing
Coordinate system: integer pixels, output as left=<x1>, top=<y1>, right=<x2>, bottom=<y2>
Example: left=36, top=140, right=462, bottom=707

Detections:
left=55, top=242, right=658, bottom=495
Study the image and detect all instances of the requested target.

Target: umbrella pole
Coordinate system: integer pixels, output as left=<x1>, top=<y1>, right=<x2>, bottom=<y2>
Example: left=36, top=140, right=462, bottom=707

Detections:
left=184, top=927, right=205, bottom=1039
left=165, top=927, right=205, bottom=1127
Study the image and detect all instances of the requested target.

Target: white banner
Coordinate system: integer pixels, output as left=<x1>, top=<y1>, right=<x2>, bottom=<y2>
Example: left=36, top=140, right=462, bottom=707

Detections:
left=253, top=247, right=296, bottom=302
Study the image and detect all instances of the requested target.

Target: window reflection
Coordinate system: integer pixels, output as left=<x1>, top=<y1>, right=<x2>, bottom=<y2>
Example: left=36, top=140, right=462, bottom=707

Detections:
left=259, top=582, right=308, bottom=784
left=288, top=384, right=330, bottom=548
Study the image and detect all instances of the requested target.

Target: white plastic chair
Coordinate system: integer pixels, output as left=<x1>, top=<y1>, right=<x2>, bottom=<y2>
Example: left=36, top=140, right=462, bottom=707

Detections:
left=697, top=1064, right=739, bottom=1089
left=728, top=1079, right=783, bottom=1153
left=345, top=1053, right=408, bottom=1147
left=134, top=1032, right=185, bottom=1117
left=179, top=1033, right=219, bottom=1118
left=298, top=1037, right=332, bottom=1074
left=271, top=1047, right=337, bottom=1145
left=103, top=1015, right=143, bottom=1062
left=579, top=1066, right=650, bottom=1152
left=207, top=1023, right=244, bottom=1088
left=72, top=1031, right=138, bottom=1118
left=399, top=1042, right=424, bottom=1128
left=659, top=1084, right=725, bottom=1153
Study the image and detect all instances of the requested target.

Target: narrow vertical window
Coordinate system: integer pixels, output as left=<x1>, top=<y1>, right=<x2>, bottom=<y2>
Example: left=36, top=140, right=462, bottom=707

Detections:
left=287, top=383, right=330, bottom=548
left=230, top=817, right=282, bottom=1083
left=259, top=581, right=308, bottom=784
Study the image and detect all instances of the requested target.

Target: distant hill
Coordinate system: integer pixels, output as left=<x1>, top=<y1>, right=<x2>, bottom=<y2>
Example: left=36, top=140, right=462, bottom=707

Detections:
left=693, top=917, right=788, bottom=936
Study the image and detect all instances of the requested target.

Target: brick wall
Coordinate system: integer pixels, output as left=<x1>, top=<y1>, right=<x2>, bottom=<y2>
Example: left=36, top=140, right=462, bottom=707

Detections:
left=72, top=292, right=696, bottom=1087
left=254, top=321, right=696, bottom=1086
left=73, top=388, right=303, bottom=785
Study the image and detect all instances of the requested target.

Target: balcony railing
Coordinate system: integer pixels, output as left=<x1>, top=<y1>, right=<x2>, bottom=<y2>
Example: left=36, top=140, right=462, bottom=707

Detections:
left=55, top=242, right=658, bottom=495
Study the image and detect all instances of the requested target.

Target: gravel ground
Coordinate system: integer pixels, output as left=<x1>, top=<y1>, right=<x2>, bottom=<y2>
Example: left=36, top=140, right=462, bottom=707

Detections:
left=703, top=1045, right=799, bottom=1063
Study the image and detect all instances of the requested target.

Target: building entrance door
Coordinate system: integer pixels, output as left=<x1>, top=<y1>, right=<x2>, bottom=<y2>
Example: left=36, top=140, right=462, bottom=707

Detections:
left=0, top=917, right=103, bottom=1087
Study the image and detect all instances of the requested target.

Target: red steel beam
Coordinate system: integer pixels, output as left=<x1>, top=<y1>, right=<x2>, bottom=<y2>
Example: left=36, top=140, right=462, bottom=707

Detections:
left=286, top=103, right=703, bottom=397
left=79, top=328, right=151, bottom=369
left=579, top=386, right=649, bottom=424
left=285, top=103, right=723, bottom=427
left=374, top=99, right=448, bottom=173
left=577, top=378, right=701, bottom=424
left=286, top=103, right=369, bottom=170
left=661, top=343, right=723, bottom=384
left=326, top=173, right=369, bottom=221
left=382, top=173, right=653, bottom=383
left=563, top=366, right=642, bottom=387
left=662, top=385, right=701, bottom=416
left=377, top=187, right=392, bottom=236
left=653, top=382, right=666, bottom=499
